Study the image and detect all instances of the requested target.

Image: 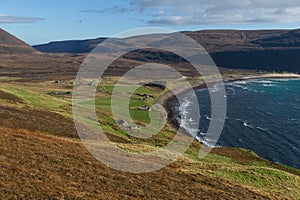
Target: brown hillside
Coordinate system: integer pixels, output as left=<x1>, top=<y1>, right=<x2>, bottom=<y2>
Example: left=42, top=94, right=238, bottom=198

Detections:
left=0, top=28, right=39, bottom=54
left=0, top=127, right=273, bottom=199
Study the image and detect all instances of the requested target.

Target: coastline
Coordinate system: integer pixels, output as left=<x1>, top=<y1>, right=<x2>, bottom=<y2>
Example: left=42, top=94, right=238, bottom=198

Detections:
left=157, top=72, right=300, bottom=133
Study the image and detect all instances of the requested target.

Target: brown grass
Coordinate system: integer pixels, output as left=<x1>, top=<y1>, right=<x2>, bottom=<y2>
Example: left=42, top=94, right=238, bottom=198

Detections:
left=0, top=127, right=273, bottom=199
left=0, top=90, right=24, bottom=104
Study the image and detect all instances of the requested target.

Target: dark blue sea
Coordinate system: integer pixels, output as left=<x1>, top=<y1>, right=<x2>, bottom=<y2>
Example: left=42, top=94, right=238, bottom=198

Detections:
left=177, top=78, right=300, bottom=169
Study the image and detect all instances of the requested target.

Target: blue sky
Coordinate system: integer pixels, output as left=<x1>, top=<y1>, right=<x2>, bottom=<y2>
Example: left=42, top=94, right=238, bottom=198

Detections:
left=1, top=0, right=300, bottom=45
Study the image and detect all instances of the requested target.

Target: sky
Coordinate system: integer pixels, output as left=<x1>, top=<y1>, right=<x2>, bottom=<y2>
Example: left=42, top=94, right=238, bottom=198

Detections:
left=1, top=0, right=300, bottom=45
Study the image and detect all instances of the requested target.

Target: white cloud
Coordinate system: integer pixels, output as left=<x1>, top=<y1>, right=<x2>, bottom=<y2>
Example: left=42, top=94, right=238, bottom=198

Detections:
left=80, top=5, right=137, bottom=14
left=128, top=0, right=300, bottom=25
left=0, top=14, right=44, bottom=24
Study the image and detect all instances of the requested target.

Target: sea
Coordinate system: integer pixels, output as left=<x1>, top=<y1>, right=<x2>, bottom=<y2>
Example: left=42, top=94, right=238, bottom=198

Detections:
left=177, top=78, right=300, bottom=169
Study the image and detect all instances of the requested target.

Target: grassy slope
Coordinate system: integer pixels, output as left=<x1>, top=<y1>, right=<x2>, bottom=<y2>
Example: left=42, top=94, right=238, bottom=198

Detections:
left=0, top=78, right=299, bottom=199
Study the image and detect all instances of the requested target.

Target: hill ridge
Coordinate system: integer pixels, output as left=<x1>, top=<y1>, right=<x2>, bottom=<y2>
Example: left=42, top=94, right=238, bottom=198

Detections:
left=32, top=28, right=300, bottom=72
left=0, top=28, right=39, bottom=54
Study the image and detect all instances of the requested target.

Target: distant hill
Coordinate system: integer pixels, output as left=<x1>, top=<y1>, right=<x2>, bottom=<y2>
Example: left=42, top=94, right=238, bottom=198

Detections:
left=185, top=29, right=300, bottom=72
left=33, top=38, right=106, bottom=53
left=0, top=28, right=39, bottom=54
left=32, top=29, right=300, bottom=72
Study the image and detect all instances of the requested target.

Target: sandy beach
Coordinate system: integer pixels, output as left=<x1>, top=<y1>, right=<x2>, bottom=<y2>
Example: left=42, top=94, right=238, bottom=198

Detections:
left=240, top=73, right=300, bottom=80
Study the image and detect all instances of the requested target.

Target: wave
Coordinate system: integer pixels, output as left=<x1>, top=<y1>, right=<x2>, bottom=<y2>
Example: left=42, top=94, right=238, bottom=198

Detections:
left=256, top=126, right=269, bottom=132
left=179, top=98, right=199, bottom=137
left=271, top=78, right=300, bottom=82
left=178, top=98, right=192, bottom=116
left=262, top=83, right=277, bottom=87
left=195, top=135, right=220, bottom=148
left=179, top=96, right=220, bottom=148
left=234, top=81, right=248, bottom=84
left=234, top=84, right=248, bottom=90
left=204, top=115, right=212, bottom=121
left=243, top=121, right=254, bottom=129
left=257, top=80, right=274, bottom=84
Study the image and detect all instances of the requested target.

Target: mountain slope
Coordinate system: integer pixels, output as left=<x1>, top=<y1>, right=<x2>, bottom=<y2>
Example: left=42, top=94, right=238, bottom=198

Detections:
left=186, top=29, right=300, bottom=72
left=33, top=38, right=106, bottom=53
left=33, top=29, right=300, bottom=72
left=0, top=28, right=39, bottom=54
left=34, top=29, right=300, bottom=54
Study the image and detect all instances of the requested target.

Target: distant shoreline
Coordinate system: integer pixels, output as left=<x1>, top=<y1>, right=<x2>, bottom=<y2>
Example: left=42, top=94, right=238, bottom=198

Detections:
left=158, top=73, right=300, bottom=133
left=234, top=73, right=300, bottom=81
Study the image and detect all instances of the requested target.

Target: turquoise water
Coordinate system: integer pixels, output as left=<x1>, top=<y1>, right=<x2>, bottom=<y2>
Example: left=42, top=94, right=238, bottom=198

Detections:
left=178, top=79, right=300, bottom=169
